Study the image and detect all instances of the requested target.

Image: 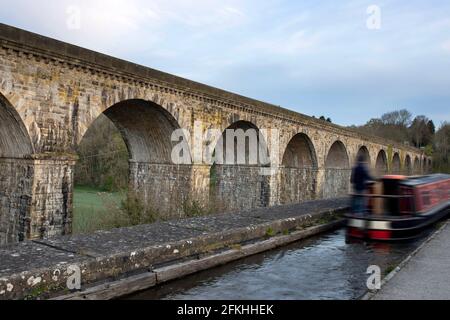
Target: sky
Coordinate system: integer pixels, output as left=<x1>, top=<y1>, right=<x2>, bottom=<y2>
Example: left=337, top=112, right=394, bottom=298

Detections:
left=0, top=0, right=449, bottom=127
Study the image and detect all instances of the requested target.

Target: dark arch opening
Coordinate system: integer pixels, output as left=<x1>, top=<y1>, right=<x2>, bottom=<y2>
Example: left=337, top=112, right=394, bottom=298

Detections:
left=0, top=93, right=34, bottom=245
left=282, top=133, right=317, bottom=169
left=324, top=141, right=350, bottom=199
left=325, top=141, right=349, bottom=169
left=428, top=159, right=432, bottom=173
left=212, top=121, right=270, bottom=166
left=73, top=99, right=191, bottom=234
left=210, top=120, right=271, bottom=212
left=0, top=94, right=34, bottom=158
left=102, top=99, right=185, bottom=163
left=356, top=146, right=371, bottom=164
left=414, top=157, right=420, bottom=174
left=392, top=153, right=401, bottom=174
left=280, top=133, right=318, bottom=204
left=376, top=150, right=388, bottom=176
left=404, top=155, right=412, bottom=175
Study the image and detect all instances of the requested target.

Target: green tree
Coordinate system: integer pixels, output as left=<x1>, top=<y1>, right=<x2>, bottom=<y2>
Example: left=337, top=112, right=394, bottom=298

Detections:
left=75, top=114, right=129, bottom=191
left=427, top=120, right=435, bottom=135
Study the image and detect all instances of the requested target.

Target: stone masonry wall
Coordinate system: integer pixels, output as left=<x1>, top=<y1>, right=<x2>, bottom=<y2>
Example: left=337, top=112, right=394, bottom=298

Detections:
left=129, top=162, right=192, bottom=218
left=322, top=169, right=352, bottom=199
left=278, top=168, right=317, bottom=205
left=0, top=159, right=34, bottom=245
left=210, top=165, right=271, bottom=212
left=29, top=159, right=75, bottom=240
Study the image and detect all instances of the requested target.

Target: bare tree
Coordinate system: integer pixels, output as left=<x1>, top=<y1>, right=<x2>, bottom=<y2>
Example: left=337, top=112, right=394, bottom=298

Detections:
left=380, top=109, right=412, bottom=127
left=433, top=122, right=450, bottom=173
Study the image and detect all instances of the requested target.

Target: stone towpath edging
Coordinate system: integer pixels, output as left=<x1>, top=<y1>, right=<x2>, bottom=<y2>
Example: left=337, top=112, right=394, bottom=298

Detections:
left=58, top=220, right=344, bottom=300
left=0, top=198, right=349, bottom=300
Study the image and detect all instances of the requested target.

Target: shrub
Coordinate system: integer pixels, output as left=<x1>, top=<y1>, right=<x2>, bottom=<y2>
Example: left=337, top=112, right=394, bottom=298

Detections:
left=121, top=191, right=160, bottom=225
left=183, top=199, right=210, bottom=218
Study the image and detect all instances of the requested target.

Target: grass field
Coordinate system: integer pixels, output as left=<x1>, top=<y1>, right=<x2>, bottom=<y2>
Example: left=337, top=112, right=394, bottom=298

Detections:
left=72, top=186, right=127, bottom=234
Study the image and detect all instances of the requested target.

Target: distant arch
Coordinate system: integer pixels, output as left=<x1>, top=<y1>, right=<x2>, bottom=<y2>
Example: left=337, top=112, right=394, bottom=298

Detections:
left=375, top=150, right=388, bottom=176
left=212, top=120, right=270, bottom=166
left=282, top=133, right=317, bottom=169
left=392, top=153, right=401, bottom=174
left=280, top=133, right=318, bottom=205
left=210, top=120, right=271, bottom=212
left=323, top=141, right=350, bottom=199
left=414, top=156, right=420, bottom=174
left=356, top=146, right=371, bottom=165
left=325, top=141, right=350, bottom=169
left=404, top=155, right=412, bottom=175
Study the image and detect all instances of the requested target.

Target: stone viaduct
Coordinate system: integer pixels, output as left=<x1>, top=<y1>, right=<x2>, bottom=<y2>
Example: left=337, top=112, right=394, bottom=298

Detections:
left=0, top=24, right=430, bottom=245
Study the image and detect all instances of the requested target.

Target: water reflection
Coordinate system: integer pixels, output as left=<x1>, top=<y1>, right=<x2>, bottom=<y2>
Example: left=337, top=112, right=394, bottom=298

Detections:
left=128, top=228, right=432, bottom=300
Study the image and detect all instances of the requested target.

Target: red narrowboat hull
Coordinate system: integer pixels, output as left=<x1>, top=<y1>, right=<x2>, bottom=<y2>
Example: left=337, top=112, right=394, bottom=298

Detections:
left=346, top=174, right=450, bottom=241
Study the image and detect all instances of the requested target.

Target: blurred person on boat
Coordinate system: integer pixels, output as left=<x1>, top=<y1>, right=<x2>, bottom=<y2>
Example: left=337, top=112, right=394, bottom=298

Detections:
left=351, top=154, right=374, bottom=215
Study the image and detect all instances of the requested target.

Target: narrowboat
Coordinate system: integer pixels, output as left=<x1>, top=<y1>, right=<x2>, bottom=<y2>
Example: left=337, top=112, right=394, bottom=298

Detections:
left=346, top=174, right=450, bottom=241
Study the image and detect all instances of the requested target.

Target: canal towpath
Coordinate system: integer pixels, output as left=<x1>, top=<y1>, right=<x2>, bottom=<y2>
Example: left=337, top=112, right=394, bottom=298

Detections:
left=372, top=221, right=450, bottom=300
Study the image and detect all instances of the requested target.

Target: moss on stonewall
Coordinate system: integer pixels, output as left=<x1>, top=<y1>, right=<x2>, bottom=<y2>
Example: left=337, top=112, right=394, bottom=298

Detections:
left=265, top=227, right=276, bottom=238
left=24, top=282, right=67, bottom=300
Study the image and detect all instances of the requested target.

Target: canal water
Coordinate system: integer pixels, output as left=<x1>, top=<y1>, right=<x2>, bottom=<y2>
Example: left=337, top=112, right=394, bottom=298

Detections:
left=128, top=227, right=436, bottom=300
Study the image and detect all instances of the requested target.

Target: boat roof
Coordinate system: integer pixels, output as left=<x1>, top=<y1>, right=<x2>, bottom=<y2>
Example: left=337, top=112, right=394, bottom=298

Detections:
left=402, top=174, right=450, bottom=186
left=383, top=175, right=407, bottom=180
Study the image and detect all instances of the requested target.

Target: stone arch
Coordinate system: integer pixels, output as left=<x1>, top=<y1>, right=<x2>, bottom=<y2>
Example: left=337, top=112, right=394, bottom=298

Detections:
left=0, top=93, right=35, bottom=245
left=79, top=99, right=190, bottom=163
left=413, top=156, right=420, bottom=174
left=76, top=99, right=193, bottom=220
left=404, top=155, right=412, bottom=175
left=212, top=120, right=270, bottom=166
left=0, top=93, right=34, bottom=158
left=76, top=91, right=193, bottom=159
left=356, top=146, right=371, bottom=164
left=279, top=133, right=318, bottom=204
left=392, top=153, right=401, bottom=174
left=375, top=150, right=388, bottom=176
left=282, top=133, right=317, bottom=169
left=323, top=141, right=350, bottom=199
left=209, top=120, right=271, bottom=212
left=325, top=141, right=349, bottom=169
